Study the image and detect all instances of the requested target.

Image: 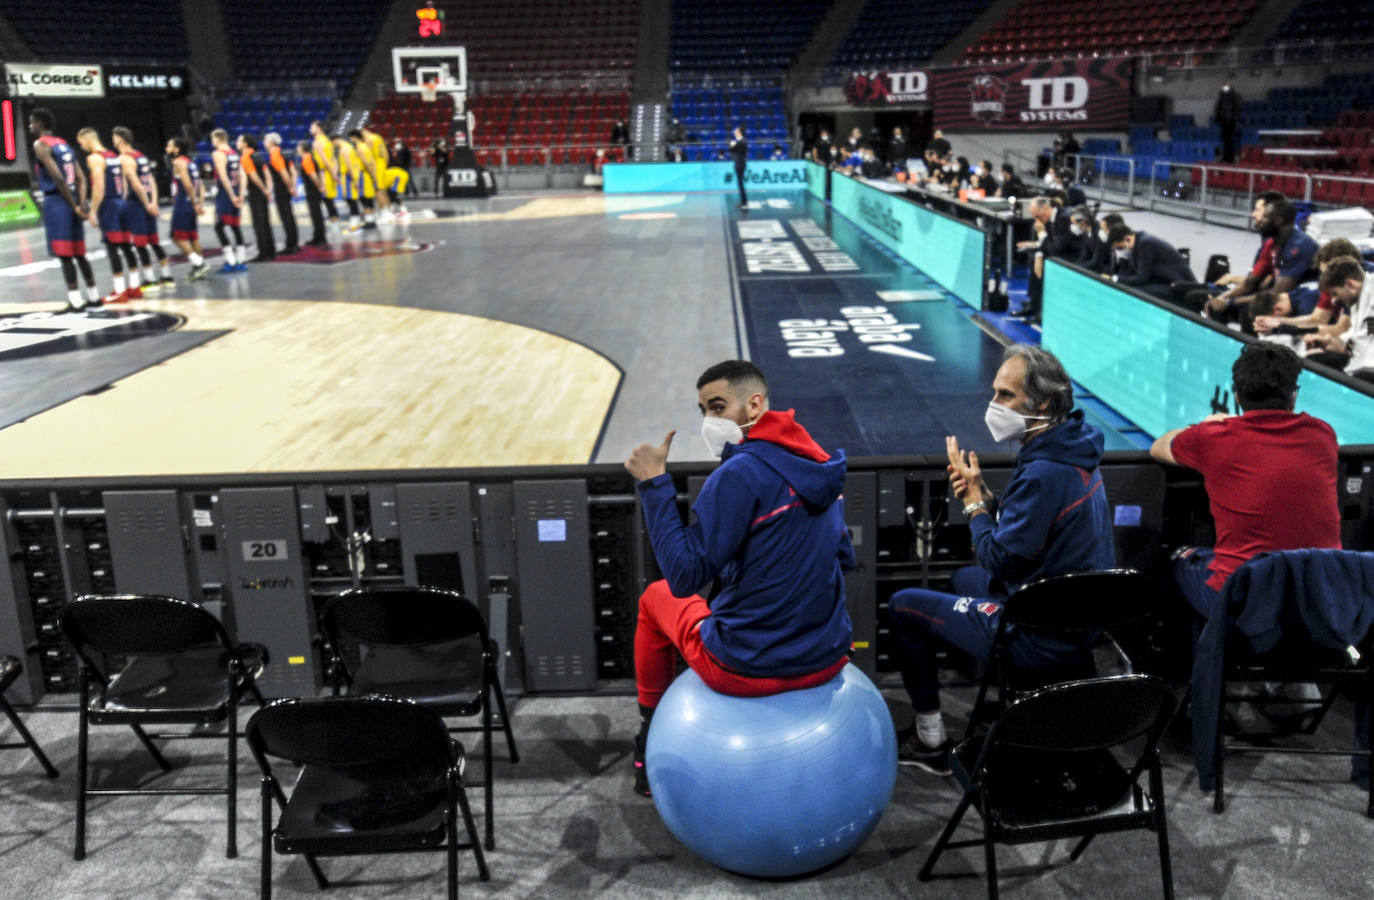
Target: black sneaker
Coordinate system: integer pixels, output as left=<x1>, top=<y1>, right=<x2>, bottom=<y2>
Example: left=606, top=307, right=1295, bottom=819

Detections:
left=159, top=275, right=175, bottom=287
left=632, top=729, right=651, bottom=797
left=897, top=732, right=953, bottom=776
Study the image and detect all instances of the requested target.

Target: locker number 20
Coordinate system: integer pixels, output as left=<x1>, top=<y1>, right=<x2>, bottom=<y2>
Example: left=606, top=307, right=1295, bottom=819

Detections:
left=242, top=539, right=289, bottom=562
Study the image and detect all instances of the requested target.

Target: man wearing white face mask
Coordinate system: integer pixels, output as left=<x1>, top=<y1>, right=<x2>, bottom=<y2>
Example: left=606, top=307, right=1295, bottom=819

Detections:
left=886, top=345, right=1115, bottom=775
left=623, top=360, right=855, bottom=796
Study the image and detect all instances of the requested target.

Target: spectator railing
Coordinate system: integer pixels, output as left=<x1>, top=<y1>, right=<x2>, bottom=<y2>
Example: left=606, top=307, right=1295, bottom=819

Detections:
left=1003, top=150, right=1374, bottom=225
left=792, top=37, right=1374, bottom=88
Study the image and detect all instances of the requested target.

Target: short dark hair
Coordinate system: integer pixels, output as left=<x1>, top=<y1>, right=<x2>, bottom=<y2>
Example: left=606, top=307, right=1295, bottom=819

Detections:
left=1107, top=224, right=1134, bottom=245
left=1232, top=342, right=1301, bottom=412
left=30, top=107, right=55, bottom=130
left=1316, top=238, right=1361, bottom=267
left=697, top=360, right=768, bottom=399
left=1000, top=163, right=1014, bottom=175
left=1101, top=212, right=1126, bottom=230
left=168, top=137, right=189, bottom=155
left=1320, top=257, right=1366, bottom=291
left=1003, top=344, right=1073, bottom=422
left=347, top=129, right=363, bottom=139
left=1256, top=189, right=1286, bottom=207
left=1267, top=198, right=1298, bottom=227
left=112, top=125, right=133, bottom=145
left=240, top=134, right=260, bottom=149
left=1250, top=289, right=1283, bottom=317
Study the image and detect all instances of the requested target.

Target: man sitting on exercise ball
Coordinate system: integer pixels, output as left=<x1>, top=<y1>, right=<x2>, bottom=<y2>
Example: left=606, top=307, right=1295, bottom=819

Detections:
left=623, top=360, right=855, bottom=796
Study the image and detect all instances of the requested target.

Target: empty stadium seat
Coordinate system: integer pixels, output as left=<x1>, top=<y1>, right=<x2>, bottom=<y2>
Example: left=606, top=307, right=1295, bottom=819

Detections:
left=964, top=0, right=1258, bottom=61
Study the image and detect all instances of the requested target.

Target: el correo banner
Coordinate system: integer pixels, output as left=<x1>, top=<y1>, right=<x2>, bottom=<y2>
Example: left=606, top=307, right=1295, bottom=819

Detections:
left=4, top=63, right=105, bottom=99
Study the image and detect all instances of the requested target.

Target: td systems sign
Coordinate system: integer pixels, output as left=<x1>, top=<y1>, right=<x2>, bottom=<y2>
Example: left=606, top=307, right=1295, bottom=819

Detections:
left=933, top=58, right=1133, bottom=131
left=844, top=70, right=930, bottom=105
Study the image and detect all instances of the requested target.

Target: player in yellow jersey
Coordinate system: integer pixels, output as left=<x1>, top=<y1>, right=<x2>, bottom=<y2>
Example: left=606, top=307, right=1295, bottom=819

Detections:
left=308, top=121, right=341, bottom=230
left=360, top=124, right=409, bottom=221
left=348, top=129, right=382, bottom=230
left=333, top=134, right=368, bottom=230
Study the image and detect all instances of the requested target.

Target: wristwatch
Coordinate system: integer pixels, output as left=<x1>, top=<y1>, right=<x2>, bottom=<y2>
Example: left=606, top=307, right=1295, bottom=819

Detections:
left=962, top=501, right=987, bottom=517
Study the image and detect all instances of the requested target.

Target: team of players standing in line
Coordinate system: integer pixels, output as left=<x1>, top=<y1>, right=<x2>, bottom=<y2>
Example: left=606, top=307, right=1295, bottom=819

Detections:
left=28, top=107, right=412, bottom=313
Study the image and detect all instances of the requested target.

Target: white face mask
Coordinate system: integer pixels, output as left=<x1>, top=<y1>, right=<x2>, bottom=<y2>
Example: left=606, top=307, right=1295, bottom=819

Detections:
left=1099, top=228, right=1109, bottom=242
left=1070, top=224, right=1085, bottom=236
left=985, top=402, right=1052, bottom=443
left=1115, top=247, right=1132, bottom=260
left=701, top=415, right=754, bottom=458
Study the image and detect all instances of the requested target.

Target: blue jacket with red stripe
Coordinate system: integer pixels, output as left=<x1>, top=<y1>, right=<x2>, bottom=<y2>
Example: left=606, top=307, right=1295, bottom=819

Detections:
left=637, top=410, right=854, bottom=678
left=970, top=409, right=1115, bottom=593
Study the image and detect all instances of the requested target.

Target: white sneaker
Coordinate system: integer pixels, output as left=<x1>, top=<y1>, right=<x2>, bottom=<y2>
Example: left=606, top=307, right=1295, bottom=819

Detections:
left=378, top=210, right=395, bottom=224
left=394, top=207, right=409, bottom=219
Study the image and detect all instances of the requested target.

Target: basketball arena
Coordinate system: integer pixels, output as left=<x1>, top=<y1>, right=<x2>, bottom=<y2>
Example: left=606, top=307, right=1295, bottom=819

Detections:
left=1, top=2, right=1374, bottom=897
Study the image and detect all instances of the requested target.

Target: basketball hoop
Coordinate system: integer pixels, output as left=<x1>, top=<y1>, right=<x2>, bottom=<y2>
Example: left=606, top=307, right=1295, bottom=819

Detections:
left=420, top=81, right=439, bottom=102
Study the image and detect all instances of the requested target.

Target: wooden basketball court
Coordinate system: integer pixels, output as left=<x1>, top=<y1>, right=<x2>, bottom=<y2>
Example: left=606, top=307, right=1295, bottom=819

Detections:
left=0, top=188, right=1135, bottom=480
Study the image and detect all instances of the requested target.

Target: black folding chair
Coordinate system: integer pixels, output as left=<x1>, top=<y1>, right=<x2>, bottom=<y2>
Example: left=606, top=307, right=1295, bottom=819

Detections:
left=1214, top=628, right=1374, bottom=817
left=319, top=585, right=519, bottom=851
left=1200, top=550, right=1374, bottom=817
left=0, top=654, right=58, bottom=778
left=246, top=695, right=489, bottom=900
left=59, top=594, right=267, bottom=860
left=921, top=675, right=1179, bottom=900
left=965, top=568, right=1155, bottom=738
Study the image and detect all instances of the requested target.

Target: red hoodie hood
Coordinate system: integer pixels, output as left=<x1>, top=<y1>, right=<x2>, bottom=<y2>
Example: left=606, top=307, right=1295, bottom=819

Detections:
left=743, top=409, right=830, bottom=462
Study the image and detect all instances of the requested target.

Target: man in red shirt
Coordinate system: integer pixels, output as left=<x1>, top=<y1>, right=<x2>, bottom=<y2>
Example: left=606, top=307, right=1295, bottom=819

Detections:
left=1149, top=342, right=1340, bottom=617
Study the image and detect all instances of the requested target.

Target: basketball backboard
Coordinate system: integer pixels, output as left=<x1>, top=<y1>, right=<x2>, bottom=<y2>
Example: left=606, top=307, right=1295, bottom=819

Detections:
left=392, top=46, right=467, bottom=94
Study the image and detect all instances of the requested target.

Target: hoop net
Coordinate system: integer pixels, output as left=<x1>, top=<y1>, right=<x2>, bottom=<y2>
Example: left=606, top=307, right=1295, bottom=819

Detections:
left=420, top=81, right=439, bottom=102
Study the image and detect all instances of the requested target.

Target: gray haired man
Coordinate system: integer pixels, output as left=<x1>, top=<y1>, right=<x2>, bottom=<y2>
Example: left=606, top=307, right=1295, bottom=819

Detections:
left=885, top=344, right=1117, bottom=774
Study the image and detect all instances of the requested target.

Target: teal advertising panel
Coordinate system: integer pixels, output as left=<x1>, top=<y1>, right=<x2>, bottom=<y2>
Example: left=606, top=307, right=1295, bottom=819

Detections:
left=603, top=161, right=806, bottom=194
left=805, top=160, right=826, bottom=201
left=1043, top=260, right=1374, bottom=444
left=826, top=173, right=986, bottom=308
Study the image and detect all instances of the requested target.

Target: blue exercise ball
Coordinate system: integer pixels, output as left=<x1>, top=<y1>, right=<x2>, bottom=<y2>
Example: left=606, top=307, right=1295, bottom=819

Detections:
left=645, top=664, right=897, bottom=877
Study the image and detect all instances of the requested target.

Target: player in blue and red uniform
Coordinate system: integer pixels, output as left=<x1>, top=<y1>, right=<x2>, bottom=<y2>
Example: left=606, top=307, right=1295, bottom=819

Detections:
left=112, top=126, right=174, bottom=290
left=210, top=128, right=247, bottom=272
left=29, top=108, right=100, bottom=311
left=76, top=128, right=142, bottom=304
left=165, top=137, right=211, bottom=281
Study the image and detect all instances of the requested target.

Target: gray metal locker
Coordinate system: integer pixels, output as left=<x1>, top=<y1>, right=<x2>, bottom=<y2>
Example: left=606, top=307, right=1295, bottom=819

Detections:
left=0, top=497, right=41, bottom=704
left=396, top=482, right=477, bottom=595
left=513, top=480, right=596, bottom=691
left=219, top=487, right=316, bottom=698
left=104, top=490, right=195, bottom=600
left=843, top=472, right=879, bottom=676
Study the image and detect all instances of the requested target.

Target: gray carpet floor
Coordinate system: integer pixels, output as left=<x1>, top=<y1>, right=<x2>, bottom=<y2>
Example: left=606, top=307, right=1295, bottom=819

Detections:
left=1, top=683, right=1372, bottom=898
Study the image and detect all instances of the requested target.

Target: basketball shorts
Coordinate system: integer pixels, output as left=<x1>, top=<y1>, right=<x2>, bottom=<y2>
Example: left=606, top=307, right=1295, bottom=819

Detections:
left=42, top=194, right=86, bottom=257
left=215, top=193, right=241, bottom=226
left=170, top=202, right=198, bottom=241
left=97, top=199, right=130, bottom=243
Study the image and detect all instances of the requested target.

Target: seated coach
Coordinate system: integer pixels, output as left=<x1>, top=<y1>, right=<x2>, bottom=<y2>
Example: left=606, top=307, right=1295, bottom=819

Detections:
left=887, top=344, right=1115, bottom=775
